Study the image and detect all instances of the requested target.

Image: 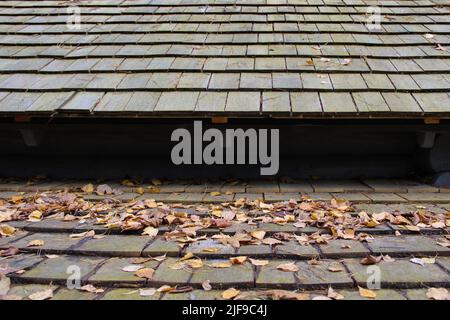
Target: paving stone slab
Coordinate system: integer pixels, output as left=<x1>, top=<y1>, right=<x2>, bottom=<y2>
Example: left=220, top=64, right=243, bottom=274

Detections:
left=24, top=220, right=79, bottom=233
left=73, top=235, right=150, bottom=257
left=142, top=238, right=181, bottom=257
left=340, top=289, right=406, bottom=300
left=258, top=223, right=298, bottom=234
left=345, top=259, right=450, bottom=289
left=256, top=260, right=297, bottom=289
left=275, top=241, right=320, bottom=259
left=12, top=233, right=81, bottom=253
left=150, top=257, right=192, bottom=286
left=89, top=257, right=159, bottom=286
left=190, top=259, right=254, bottom=289
left=161, top=290, right=224, bottom=300
left=318, top=240, right=370, bottom=258
left=295, top=260, right=353, bottom=289
left=20, top=255, right=105, bottom=284
left=367, top=236, right=450, bottom=256
left=398, top=193, right=450, bottom=203
left=363, top=193, right=408, bottom=203
left=52, top=288, right=97, bottom=300
left=238, top=244, right=273, bottom=257
left=0, top=230, right=29, bottom=248
left=186, top=239, right=235, bottom=257
left=0, top=254, right=43, bottom=275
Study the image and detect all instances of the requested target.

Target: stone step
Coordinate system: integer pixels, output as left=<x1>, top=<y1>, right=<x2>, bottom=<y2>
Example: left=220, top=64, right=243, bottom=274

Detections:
left=4, top=254, right=450, bottom=291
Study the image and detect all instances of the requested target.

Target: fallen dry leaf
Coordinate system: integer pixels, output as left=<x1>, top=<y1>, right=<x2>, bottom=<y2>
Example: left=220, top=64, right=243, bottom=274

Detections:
left=426, top=287, right=449, bottom=300
left=81, top=183, right=94, bottom=194
left=26, top=239, right=44, bottom=247
left=327, top=287, right=344, bottom=300
left=0, top=246, right=19, bottom=257
left=142, top=226, right=158, bottom=238
left=28, top=288, right=53, bottom=300
left=277, top=262, right=299, bottom=272
left=360, top=255, right=382, bottom=265
left=135, top=268, right=155, bottom=279
left=157, top=285, right=174, bottom=293
left=0, top=224, right=16, bottom=237
left=80, top=284, right=104, bottom=294
left=249, top=258, right=269, bottom=266
left=27, top=210, right=42, bottom=222
left=229, top=256, right=247, bottom=264
left=250, top=230, right=266, bottom=240
left=358, top=286, right=377, bottom=299
left=222, top=288, right=240, bottom=300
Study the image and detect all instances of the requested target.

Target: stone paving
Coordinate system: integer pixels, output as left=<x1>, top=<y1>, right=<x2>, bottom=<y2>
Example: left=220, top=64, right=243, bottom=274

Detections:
left=0, top=181, right=449, bottom=300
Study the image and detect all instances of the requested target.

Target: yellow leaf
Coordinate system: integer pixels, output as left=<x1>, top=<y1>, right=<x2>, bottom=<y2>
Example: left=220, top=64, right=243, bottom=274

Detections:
left=222, top=288, right=240, bottom=300
left=26, top=239, right=44, bottom=247
left=358, top=286, right=377, bottom=299
left=148, top=186, right=160, bottom=194
left=210, top=192, right=221, bottom=196
left=81, top=183, right=94, bottom=194
left=180, top=252, right=194, bottom=261
left=151, top=179, right=162, bottom=186
left=185, top=259, right=203, bottom=269
left=0, top=224, right=16, bottom=237
left=28, top=210, right=42, bottom=222
left=250, top=230, right=266, bottom=240
left=211, top=209, right=223, bottom=217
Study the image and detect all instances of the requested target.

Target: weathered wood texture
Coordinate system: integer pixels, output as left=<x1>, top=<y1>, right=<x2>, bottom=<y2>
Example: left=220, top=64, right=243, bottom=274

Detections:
left=0, top=0, right=448, bottom=117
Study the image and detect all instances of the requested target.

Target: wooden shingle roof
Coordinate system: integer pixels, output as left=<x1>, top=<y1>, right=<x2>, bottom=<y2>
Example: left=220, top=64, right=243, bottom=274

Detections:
left=0, top=0, right=449, bottom=118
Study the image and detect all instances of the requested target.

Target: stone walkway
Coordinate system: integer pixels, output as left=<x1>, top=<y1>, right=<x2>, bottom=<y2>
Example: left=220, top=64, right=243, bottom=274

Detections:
left=0, top=179, right=449, bottom=300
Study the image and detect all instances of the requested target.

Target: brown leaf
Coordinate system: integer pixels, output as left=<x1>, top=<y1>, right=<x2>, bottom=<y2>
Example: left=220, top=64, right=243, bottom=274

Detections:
left=142, top=226, right=158, bottom=238
left=249, top=258, right=269, bottom=266
left=277, top=262, right=299, bottom=272
left=360, top=255, right=382, bottom=265
left=135, top=268, right=155, bottom=279
left=327, top=262, right=345, bottom=272
left=80, top=284, right=104, bottom=294
left=26, top=239, right=44, bottom=247
left=250, top=230, right=266, bottom=240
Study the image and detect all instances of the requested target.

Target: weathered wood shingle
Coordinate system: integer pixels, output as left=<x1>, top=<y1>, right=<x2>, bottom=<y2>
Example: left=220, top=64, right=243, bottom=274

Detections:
left=0, top=0, right=447, bottom=118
